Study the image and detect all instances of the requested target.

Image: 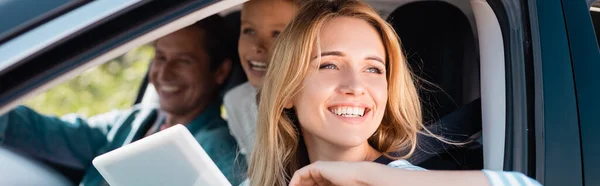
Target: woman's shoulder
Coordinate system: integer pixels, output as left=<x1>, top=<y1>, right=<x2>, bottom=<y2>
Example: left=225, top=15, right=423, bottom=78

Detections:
left=386, top=159, right=427, bottom=171
left=224, top=82, right=256, bottom=103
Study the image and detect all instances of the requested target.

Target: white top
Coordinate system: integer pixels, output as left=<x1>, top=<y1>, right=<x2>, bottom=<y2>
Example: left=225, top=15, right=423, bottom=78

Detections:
left=387, top=160, right=542, bottom=186
left=223, top=82, right=258, bottom=162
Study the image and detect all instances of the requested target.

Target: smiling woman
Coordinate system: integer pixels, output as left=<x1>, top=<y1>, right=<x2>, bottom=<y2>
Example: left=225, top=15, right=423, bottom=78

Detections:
left=224, top=0, right=301, bottom=162
left=248, top=1, right=541, bottom=186
left=292, top=16, right=390, bottom=159
left=237, top=0, right=299, bottom=87
left=249, top=1, right=422, bottom=185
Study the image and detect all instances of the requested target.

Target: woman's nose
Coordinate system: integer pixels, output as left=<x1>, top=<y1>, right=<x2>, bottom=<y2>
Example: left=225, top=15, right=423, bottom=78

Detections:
left=337, top=71, right=366, bottom=96
left=251, top=37, right=269, bottom=55
left=252, top=45, right=266, bottom=54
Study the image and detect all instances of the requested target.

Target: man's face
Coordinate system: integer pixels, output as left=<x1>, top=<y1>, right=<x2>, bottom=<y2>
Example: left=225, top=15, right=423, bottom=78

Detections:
left=150, top=27, right=220, bottom=115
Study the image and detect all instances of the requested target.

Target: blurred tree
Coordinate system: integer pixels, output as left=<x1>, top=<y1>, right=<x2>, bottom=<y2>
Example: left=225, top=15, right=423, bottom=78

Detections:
left=23, top=45, right=154, bottom=117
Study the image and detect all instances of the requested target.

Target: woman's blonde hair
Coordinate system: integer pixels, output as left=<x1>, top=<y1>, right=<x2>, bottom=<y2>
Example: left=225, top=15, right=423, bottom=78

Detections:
left=249, top=1, right=423, bottom=185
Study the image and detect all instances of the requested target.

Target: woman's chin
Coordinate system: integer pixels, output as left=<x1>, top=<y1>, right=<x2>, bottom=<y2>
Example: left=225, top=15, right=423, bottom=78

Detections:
left=326, top=134, right=372, bottom=148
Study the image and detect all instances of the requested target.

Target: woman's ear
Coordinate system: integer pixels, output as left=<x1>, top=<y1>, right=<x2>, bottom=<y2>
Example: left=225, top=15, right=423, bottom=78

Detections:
left=284, top=100, right=294, bottom=109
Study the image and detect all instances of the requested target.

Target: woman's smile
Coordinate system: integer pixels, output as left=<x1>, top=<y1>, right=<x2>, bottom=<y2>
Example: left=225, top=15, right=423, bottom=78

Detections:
left=326, top=103, right=372, bottom=124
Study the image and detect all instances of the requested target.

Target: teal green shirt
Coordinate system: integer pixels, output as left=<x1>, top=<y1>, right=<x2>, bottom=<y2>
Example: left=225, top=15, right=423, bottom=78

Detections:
left=0, top=103, right=247, bottom=185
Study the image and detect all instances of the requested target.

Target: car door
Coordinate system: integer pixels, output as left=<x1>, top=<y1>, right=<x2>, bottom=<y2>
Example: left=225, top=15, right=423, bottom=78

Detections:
left=561, top=1, right=600, bottom=186
left=527, top=0, right=600, bottom=185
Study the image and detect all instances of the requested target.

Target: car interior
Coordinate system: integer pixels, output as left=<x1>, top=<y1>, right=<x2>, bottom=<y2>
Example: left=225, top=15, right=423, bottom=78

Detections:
left=131, top=0, right=486, bottom=179
left=1, top=0, right=525, bottom=185
left=137, top=0, right=485, bottom=171
left=387, top=1, right=482, bottom=170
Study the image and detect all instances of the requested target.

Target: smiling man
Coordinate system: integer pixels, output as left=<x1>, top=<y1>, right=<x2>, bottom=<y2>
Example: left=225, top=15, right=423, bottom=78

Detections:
left=0, top=15, right=246, bottom=186
left=149, top=17, right=232, bottom=131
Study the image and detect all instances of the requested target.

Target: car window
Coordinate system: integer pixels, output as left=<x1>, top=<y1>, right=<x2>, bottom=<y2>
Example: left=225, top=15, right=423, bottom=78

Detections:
left=0, top=0, right=87, bottom=42
left=22, top=45, right=153, bottom=117
left=591, top=3, right=600, bottom=48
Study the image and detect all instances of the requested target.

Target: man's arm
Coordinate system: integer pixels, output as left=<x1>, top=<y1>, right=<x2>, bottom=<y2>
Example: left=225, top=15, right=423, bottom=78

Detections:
left=196, top=123, right=248, bottom=186
left=0, top=106, right=127, bottom=169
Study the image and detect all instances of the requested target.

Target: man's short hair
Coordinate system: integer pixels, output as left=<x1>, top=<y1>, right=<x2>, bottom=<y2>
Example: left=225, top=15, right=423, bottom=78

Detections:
left=190, top=15, right=238, bottom=71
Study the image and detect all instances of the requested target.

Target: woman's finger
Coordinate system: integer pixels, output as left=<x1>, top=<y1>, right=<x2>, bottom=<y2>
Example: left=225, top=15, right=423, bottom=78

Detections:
left=289, top=165, right=315, bottom=186
left=300, top=178, right=315, bottom=186
left=309, top=165, right=331, bottom=186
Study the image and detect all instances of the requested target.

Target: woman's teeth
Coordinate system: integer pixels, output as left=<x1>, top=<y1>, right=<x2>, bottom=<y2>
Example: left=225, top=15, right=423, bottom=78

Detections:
left=160, top=85, right=180, bottom=93
left=249, top=61, right=267, bottom=71
left=329, top=107, right=366, bottom=117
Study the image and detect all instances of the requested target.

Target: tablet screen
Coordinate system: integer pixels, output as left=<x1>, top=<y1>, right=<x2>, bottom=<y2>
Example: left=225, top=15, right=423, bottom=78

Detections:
left=93, top=124, right=231, bottom=186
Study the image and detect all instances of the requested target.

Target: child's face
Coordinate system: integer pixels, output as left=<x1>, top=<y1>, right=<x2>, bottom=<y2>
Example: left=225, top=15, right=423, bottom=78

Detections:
left=292, top=17, right=388, bottom=149
left=239, top=0, right=297, bottom=87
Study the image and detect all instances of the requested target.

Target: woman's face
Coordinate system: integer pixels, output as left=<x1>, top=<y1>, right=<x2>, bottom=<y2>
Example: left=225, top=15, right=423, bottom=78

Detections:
left=292, top=17, right=388, bottom=148
left=239, top=0, right=297, bottom=87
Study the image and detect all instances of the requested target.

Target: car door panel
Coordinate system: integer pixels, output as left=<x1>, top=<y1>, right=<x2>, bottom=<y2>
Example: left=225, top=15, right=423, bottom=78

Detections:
left=562, top=0, right=600, bottom=185
left=529, top=0, right=584, bottom=185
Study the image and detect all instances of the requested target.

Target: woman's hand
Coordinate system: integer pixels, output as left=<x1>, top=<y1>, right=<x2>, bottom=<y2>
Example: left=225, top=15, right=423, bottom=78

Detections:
left=288, top=161, right=383, bottom=186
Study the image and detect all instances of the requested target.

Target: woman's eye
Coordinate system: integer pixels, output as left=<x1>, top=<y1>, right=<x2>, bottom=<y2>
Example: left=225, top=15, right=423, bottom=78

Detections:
left=366, top=67, right=383, bottom=74
left=242, top=28, right=256, bottom=35
left=319, top=63, right=338, bottom=70
left=272, top=31, right=281, bottom=38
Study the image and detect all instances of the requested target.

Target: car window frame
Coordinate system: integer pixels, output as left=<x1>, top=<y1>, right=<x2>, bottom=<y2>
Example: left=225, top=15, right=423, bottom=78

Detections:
left=0, top=0, right=90, bottom=45
left=0, top=0, right=145, bottom=72
left=485, top=0, right=537, bottom=176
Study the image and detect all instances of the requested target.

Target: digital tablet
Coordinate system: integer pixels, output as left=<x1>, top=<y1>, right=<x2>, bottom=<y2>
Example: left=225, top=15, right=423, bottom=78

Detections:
left=92, top=124, right=231, bottom=186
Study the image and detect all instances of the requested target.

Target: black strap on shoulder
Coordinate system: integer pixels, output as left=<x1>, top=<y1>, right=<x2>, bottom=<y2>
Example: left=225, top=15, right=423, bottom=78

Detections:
left=373, top=155, right=394, bottom=165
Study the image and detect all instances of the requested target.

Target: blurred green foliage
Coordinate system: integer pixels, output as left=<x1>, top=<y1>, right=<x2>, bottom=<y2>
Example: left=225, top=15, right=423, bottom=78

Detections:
left=23, top=45, right=155, bottom=117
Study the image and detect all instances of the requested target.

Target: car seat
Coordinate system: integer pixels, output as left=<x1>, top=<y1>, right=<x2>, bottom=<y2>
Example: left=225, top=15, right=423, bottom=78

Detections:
left=388, top=1, right=483, bottom=170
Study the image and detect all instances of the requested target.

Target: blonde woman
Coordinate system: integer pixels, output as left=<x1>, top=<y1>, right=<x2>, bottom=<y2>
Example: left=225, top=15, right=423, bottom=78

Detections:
left=248, top=0, right=542, bottom=186
left=224, top=0, right=300, bottom=162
